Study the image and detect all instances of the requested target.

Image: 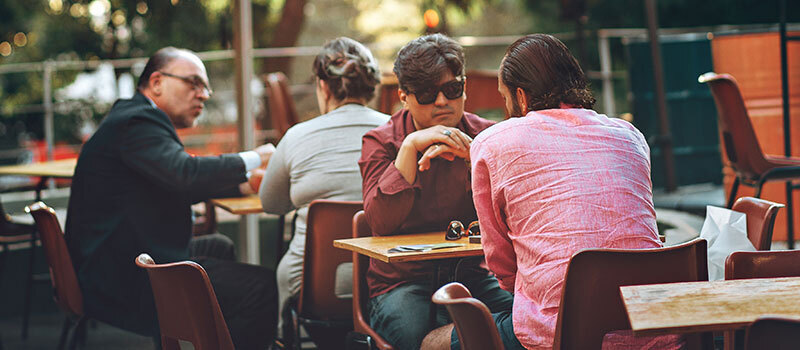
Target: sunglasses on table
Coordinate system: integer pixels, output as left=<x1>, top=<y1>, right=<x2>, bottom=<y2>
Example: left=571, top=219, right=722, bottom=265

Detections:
left=445, top=220, right=480, bottom=241
left=159, top=71, right=214, bottom=96
left=410, top=77, right=465, bottom=105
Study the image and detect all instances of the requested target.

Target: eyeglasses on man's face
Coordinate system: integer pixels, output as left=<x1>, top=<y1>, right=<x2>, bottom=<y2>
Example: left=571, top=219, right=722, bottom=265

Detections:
left=411, top=76, right=465, bottom=105
left=446, top=220, right=480, bottom=241
left=159, top=71, right=213, bottom=96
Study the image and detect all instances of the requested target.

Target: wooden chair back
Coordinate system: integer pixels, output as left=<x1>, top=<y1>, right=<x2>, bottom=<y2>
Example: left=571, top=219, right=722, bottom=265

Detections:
left=431, top=282, right=503, bottom=350
left=298, top=200, right=363, bottom=319
left=135, top=253, right=234, bottom=350
left=265, top=72, right=299, bottom=139
left=725, top=250, right=800, bottom=281
left=731, top=197, right=784, bottom=250
left=25, top=201, right=83, bottom=317
left=553, top=239, right=711, bottom=350
left=350, top=210, right=394, bottom=349
left=744, top=317, right=800, bottom=350
left=699, top=73, right=772, bottom=181
left=724, top=250, right=800, bottom=350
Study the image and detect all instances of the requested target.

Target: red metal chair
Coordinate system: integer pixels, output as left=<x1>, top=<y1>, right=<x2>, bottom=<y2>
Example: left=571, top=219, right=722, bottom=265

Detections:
left=744, top=316, right=800, bottom=350
left=431, top=282, right=503, bottom=350
left=265, top=72, right=299, bottom=139
left=0, top=200, right=40, bottom=340
left=724, top=250, right=800, bottom=350
left=347, top=210, right=394, bottom=349
left=699, top=72, right=800, bottom=246
left=25, top=201, right=86, bottom=350
left=284, top=200, right=362, bottom=350
left=553, top=239, right=713, bottom=350
left=135, top=253, right=234, bottom=350
left=731, top=197, right=785, bottom=250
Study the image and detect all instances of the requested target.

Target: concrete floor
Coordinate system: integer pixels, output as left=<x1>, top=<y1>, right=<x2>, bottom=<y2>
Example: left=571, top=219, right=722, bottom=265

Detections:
left=0, top=313, right=155, bottom=350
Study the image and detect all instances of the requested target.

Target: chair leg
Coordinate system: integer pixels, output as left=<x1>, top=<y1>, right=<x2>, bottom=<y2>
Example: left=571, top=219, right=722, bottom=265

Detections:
left=21, top=234, right=36, bottom=339
left=786, top=182, right=795, bottom=249
left=292, top=313, right=302, bottom=350
left=57, top=316, right=71, bottom=350
left=727, top=177, right=740, bottom=208
left=66, top=315, right=88, bottom=350
left=161, top=336, right=181, bottom=350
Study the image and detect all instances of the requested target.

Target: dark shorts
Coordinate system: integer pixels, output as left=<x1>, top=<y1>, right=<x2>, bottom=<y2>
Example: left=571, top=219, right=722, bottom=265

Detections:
left=450, top=309, right=525, bottom=350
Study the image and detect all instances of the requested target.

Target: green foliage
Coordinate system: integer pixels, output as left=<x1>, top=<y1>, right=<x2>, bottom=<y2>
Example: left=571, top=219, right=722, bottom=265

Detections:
left=520, top=0, right=800, bottom=29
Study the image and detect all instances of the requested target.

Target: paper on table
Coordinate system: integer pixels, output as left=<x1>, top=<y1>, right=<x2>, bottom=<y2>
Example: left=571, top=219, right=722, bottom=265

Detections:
left=388, top=243, right=464, bottom=253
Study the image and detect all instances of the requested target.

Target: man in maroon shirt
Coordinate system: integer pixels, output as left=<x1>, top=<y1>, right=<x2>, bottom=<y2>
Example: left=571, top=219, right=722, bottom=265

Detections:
left=358, top=33, right=513, bottom=350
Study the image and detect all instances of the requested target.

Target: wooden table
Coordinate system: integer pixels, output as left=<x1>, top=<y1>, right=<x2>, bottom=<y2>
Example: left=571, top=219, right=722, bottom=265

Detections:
left=0, top=158, right=76, bottom=178
left=333, top=231, right=483, bottom=263
left=0, top=159, right=77, bottom=199
left=210, top=195, right=262, bottom=214
left=621, top=276, right=800, bottom=336
left=211, top=195, right=284, bottom=266
left=335, top=231, right=484, bottom=327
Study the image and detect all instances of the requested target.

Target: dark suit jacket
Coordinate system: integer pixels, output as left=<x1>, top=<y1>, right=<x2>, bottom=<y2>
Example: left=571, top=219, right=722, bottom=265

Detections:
left=65, top=93, right=245, bottom=335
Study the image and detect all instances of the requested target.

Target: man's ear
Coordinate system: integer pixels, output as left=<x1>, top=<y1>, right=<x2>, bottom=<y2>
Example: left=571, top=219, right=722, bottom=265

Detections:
left=515, top=87, right=528, bottom=113
left=398, top=88, right=407, bottom=105
left=149, top=73, right=163, bottom=96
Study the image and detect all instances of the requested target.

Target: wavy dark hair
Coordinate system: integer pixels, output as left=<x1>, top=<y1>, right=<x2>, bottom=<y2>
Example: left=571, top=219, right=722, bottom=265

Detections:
left=312, top=37, right=381, bottom=101
left=500, top=34, right=595, bottom=111
left=393, top=33, right=464, bottom=94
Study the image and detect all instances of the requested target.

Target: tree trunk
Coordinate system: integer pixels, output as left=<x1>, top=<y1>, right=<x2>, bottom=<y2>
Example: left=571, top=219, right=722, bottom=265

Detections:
left=260, top=0, right=306, bottom=75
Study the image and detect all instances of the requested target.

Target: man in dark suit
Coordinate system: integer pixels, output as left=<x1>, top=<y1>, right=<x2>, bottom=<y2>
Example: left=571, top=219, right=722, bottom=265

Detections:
left=65, top=47, right=277, bottom=349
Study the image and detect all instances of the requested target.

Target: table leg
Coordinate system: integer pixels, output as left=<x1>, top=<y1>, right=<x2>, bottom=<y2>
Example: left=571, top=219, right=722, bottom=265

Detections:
left=34, top=177, right=49, bottom=201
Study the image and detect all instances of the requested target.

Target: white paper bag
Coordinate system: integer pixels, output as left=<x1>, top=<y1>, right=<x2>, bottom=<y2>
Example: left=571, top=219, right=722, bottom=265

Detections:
left=699, top=205, right=756, bottom=281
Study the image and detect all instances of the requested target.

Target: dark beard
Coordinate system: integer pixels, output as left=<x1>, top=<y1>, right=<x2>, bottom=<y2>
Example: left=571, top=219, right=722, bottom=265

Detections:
left=509, top=98, right=524, bottom=118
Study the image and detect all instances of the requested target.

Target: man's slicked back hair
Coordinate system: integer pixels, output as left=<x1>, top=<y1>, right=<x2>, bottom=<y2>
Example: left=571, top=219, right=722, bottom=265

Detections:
left=500, top=34, right=595, bottom=111
left=137, top=47, right=186, bottom=91
left=393, top=34, right=465, bottom=94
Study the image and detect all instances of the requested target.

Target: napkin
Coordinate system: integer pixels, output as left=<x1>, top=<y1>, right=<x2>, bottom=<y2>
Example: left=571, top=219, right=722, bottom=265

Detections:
left=388, top=243, right=464, bottom=253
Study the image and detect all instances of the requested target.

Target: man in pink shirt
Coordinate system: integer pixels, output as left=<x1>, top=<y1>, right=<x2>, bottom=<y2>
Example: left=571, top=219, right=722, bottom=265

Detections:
left=422, top=34, right=683, bottom=349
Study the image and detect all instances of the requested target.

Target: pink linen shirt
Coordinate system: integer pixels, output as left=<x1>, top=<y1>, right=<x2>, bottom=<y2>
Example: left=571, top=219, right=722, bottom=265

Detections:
left=471, top=108, right=678, bottom=349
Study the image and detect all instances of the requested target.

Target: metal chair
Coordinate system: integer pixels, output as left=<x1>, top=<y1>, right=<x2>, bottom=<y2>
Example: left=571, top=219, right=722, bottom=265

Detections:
left=25, top=201, right=86, bottom=350
left=553, top=238, right=713, bottom=350
left=744, top=317, right=800, bottom=350
left=0, top=200, right=39, bottom=340
left=347, top=210, right=394, bottom=350
left=431, top=282, right=503, bottom=350
left=731, top=197, right=784, bottom=250
left=724, top=250, right=800, bottom=350
left=284, top=200, right=362, bottom=350
left=699, top=72, right=800, bottom=247
left=135, top=253, right=234, bottom=350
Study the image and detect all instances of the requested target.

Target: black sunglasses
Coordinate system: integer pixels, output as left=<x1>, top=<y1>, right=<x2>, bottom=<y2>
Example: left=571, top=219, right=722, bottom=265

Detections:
left=159, top=71, right=213, bottom=96
left=445, top=220, right=480, bottom=241
left=411, top=77, right=465, bottom=105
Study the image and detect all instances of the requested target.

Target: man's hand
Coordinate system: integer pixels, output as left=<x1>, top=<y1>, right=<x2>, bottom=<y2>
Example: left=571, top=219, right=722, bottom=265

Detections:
left=405, top=125, right=471, bottom=156
left=417, top=143, right=468, bottom=171
left=395, top=125, right=472, bottom=184
left=239, top=168, right=266, bottom=195
left=253, top=143, right=276, bottom=167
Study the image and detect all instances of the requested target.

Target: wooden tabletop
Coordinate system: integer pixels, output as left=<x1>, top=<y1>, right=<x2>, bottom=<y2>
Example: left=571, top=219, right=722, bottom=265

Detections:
left=210, top=195, right=263, bottom=214
left=333, top=231, right=483, bottom=263
left=621, top=276, right=800, bottom=336
left=0, top=158, right=77, bottom=178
